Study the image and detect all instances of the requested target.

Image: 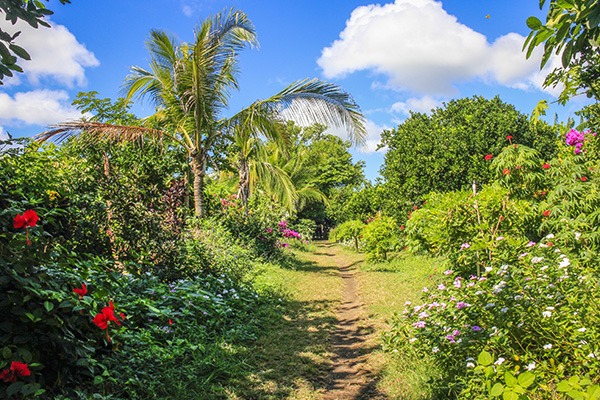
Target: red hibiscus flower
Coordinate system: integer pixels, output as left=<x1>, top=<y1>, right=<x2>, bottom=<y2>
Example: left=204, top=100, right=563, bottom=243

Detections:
left=13, top=210, right=38, bottom=229
left=0, top=361, right=30, bottom=383
left=73, top=283, right=87, bottom=299
left=543, top=210, right=551, bottom=216
left=503, top=169, right=510, bottom=175
left=13, top=210, right=39, bottom=245
left=93, top=302, right=124, bottom=342
left=516, top=165, right=521, bottom=169
left=169, top=319, right=173, bottom=325
left=506, top=135, right=513, bottom=140
left=542, top=164, right=551, bottom=169
left=485, top=154, right=493, bottom=160
left=581, top=177, right=588, bottom=181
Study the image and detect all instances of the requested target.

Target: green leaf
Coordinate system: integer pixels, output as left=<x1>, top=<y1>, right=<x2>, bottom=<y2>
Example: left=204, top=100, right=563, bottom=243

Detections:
left=491, top=382, right=505, bottom=397
left=587, top=385, right=600, bottom=399
left=567, top=389, right=585, bottom=400
left=6, top=382, right=23, bottom=396
left=8, top=44, right=30, bottom=60
left=517, top=372, right=535, bottom=388
left=503, top=390, right=519, bottom=400
left=21, top=383, right=41, bottom=396
left=93, top=375, right=103, bottom=385
left=505, top=372, right=518, bottom=387
left=527, top=16, right=543, bottom=30
left=17, top=348, right=32, bottom=363
left=478, top=350, right=494, bottom=366
left=556, top=381, right=571, bottom=393
left=2, top=347, right=11, bottom=359
left=44, top=301, right=54, bottom=312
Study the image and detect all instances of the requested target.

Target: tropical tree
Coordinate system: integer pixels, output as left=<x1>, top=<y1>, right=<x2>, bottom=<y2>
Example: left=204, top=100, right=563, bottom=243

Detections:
left=524, top=0, right=600, bottom=103
left=38, top=8, right=366, bottom=217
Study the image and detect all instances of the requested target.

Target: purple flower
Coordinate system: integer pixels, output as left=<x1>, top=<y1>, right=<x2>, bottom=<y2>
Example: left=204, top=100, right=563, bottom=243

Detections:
left=456, top=301, right=470, bottom=309
left=460, top=243, right=470, bottom=250
left=472, top=326, right=482, bottom=331
left=445, top=335, right=455, bottom=342
left=414, top=321, right=426, bottom=328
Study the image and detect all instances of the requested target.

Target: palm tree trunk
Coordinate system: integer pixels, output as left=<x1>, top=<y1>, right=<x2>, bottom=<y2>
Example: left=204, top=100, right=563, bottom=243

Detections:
left=238, top=155, right=250, bottom=212
left=190, top=154, right=206, bottom=217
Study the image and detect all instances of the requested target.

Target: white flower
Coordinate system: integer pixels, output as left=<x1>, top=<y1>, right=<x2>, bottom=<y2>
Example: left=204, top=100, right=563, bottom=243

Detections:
left=531, top=257, right=544, bottom=263
left=500, top=307, right=509, bottom=313
left=496, top=236, right=505, bottom=241
left=525, top=362, right=536, bottom=371
left=494, top=357, right=505, bottom=365
left=542, top=311, right=552, bottom=318
left=485, top=266, right=493, bottom=272
left=558, top=258, right=571, bottom=268
left=467, top=362, right=475, bottom=368
left=575, top=232, right=582, bottom=240
left=404, top=301, right=412, bottom=306
left=543, top=344, right=553, bottom=350
left=578, top=327, right=587, bottom=333
left=432, top=346, right=439, bottom=353
left=540, top=265, right=549, bottom=271
left=546, top=306, right=555, bottom=310
left=475, top=291, right=484, bottom=295
left=545, top=233, right=555, bottom=239
left=588, top=353, right=596, bottom=358
left=409, top=338, right=418, bottom=343
left=422, top=287, right=429, bottom=293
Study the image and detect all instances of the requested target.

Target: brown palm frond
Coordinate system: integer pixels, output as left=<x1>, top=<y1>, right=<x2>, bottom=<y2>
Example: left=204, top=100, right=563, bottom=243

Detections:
left=35, top=121, right=185, bottom=149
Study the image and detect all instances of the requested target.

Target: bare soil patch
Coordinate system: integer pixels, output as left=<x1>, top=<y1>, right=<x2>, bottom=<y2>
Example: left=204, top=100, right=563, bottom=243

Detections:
left=314, top=242, right=386, bottom=400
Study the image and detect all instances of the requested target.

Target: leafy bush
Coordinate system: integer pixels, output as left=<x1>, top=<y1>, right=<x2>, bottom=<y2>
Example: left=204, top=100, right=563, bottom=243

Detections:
left=361, top=215, right=399, bottom=261
left=385, top=235, right=600, bottom=398
left=406, top=186, right=535, bottom=275
left=329, top=219, right=364, bottom=251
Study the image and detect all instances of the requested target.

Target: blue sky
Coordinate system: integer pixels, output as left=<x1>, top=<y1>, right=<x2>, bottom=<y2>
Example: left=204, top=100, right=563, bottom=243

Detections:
left=0, top=0, right=592, bottom=180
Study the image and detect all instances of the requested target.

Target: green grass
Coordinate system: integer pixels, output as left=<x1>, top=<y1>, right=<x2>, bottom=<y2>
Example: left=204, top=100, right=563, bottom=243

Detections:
left=350, top=249, right=448, bottom=400
left=220, top=247, right=343, bottom=399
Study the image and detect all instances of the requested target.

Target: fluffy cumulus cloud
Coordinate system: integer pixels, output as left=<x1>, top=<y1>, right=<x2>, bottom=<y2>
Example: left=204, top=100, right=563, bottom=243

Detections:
left=0, top=18, right=98, bottom=87
left=0, top=126, right=8, bottom=141
left=390, top=95, right=442, bottom=115
left=318, top=0, right=557, bottom=96
left=0, top=90, right=84, bottom=126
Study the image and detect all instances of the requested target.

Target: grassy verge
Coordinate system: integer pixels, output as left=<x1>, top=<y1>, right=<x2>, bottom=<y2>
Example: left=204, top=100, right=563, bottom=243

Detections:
left=350, top=248, right=448, bottom=399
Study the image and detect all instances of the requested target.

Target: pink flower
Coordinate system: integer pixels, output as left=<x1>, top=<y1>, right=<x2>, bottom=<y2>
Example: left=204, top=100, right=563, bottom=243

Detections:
left=460, top=243, right=470, bottom=250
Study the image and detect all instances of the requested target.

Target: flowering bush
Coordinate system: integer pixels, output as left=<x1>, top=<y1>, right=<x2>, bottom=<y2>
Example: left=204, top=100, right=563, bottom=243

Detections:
left=385, top=233, right=600, bottom=398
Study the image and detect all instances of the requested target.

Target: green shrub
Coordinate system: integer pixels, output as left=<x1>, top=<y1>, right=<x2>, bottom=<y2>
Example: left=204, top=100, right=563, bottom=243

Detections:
left=361, top=216, right=399, bottom=261
left=329, top=219, right=364, bottom=251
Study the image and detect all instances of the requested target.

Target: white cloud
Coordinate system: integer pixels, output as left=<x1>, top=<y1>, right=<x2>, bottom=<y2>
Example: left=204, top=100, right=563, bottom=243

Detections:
left=0, top=126, right=8, bottom=140
left=0, top=90, right=84, bottom=126
left=326, top=119, right=389, bottom=153
left=0, top=18, right=98, bottom=87
left=318, top=0, right=557, bottom=96
left=390, top=95, right=442, bottom=115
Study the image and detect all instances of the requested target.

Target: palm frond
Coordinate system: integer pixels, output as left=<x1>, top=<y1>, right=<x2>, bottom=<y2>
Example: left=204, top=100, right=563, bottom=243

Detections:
left=251, top=78, right=367, bottom=147
left=35, top=121, right=187, bottom=150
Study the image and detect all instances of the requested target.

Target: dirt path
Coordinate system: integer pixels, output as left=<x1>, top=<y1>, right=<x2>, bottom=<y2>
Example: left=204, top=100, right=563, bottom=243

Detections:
left=315, top=242, right=385, bottom=400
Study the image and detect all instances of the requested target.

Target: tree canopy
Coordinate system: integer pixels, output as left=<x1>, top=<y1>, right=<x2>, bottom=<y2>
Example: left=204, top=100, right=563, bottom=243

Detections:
left=379, top=95, right=557, bottom=223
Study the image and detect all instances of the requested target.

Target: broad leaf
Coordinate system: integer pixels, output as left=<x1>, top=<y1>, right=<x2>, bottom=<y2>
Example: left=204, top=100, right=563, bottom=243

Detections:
left=491, top=382, right=505, bottom=397
left=502, top=390, right=519, bottom=400
left=518, top=372, right=535, bottom=388
left=505, top=371, right=517, bottom=387
left=527, top=16, right=543, bottom=30
left=478, top=350, right=494, bottom=366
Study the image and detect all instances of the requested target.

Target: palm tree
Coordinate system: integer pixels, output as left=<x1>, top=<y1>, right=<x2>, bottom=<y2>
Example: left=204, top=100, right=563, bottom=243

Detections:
left=226, top=79, right=366, bottom=210
left=38, top=9, right=366, bottom=217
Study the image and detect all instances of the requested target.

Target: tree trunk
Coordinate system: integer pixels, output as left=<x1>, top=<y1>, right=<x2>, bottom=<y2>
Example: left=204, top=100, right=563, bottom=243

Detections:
left=190, top=154, right=206, bottom=217
left=237, top=155, right=250, bottom=213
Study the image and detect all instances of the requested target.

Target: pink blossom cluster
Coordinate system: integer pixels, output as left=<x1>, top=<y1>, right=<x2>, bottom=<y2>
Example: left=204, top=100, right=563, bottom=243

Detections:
left=282, top=229, right=301, bottom=239
left=565, top=129, right=597, bottom=154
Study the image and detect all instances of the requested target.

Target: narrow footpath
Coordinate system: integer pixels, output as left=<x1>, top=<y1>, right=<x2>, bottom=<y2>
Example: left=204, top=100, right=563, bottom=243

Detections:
left=316, top=242, right=385, bottom=400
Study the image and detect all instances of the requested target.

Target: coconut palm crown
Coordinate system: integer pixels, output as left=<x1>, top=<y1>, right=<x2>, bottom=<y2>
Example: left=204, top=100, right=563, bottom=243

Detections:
left=37, top=8, right=366, bottom=217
